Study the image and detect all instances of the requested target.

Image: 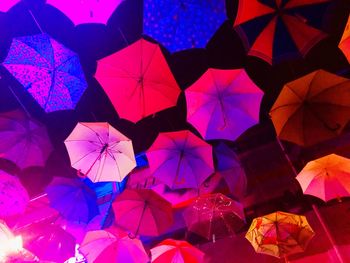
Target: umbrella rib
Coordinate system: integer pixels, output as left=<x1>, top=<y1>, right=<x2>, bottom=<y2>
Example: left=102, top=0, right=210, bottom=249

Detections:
left=79, top=123, right=105, bottom=145
left=70, top=149, right=99, bottom=166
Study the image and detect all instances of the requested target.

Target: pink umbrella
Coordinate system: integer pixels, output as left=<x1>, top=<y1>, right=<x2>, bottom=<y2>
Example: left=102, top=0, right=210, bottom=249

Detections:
left=95, top=38, right=181, bottom=123
left=183, top=193, right=245, bottom=241
left=46, top=0, right=123, bottom=25
left=79, top=228, right=149, bottom=263
left=112, top=189, right=173, bottom=237
left=146, top=130, right=214, bottom=190
left=64, top=122, right=136, bottom=182
left=151, top=239, right=205, bottom=263
left=185, top=68, right=263, bottom=141
left=0, top=170, right=29, bottom=218
left=0, top=110, right=53, bottom=169
left=0, top=0, right=19, bottom=12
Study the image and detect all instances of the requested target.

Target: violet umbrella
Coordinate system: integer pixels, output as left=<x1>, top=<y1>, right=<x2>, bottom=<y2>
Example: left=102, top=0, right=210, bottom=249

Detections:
left=214, top=142, right=247, bottom=199
left=185, top=68, right=263, bottom=141
left=0, top=109, right=53, bottom=169
left=64, top=122, right=136, bottom=183
left=45, top=177, right=99, bottom=223
left=146, top=130, right=214, bottom=190
left=183, top=193, right=245, bottom=241
left=47, top=0, right=123, bottom=25
left=112, top=189, right=173, bottom=237
left=0, top=0, right=20, bottom=12
left=3, top=33, right=87, bottom=112
left=79, top=228, right=149, bottom=263
left=95, top=38, right=181, bottom=123
left=0, top=170, right=29, bottom=218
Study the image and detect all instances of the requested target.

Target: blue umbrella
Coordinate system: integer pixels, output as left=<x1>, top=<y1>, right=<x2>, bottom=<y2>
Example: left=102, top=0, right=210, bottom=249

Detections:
left=46, top=177, right=99, bottom=223
left=143, top=0, right=226, bottom=53
left=3, top=33, right=87, bottom=112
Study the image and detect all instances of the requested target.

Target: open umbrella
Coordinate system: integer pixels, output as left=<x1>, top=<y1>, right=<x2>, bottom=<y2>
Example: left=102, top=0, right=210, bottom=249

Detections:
left=23, top=223, right=76, bottom=263
left=112, top=189, right=173, bottom=237
left=64, top=122, right=136, bottom=183
left=0, top=109, right=52, bottom=169
left=151, top=239, right=205, bottom=263
left=183, top=193, right=245, bottom=241
left=146, top=130, right=214, bottom=190
left=79, top=228, right=149, bottom=263
left=0, top=170, right=29, bottom=218
left=0, top=0, right=20, bottom=12
left=296, top=154, right=350, bottom=202
left=3, top=33, right=87, bottom=112
left=214, top=142, right=247, bottom=199
left=185, top=68, right=263, bottom=141
left=143, top=0, right=226, bottom=53
left=269, top=70, right=350, bottom=147
left=245, top=211, right=315, bottom=259
left=95, top=38, right=181, bottom=123
left=47, top=0, right=123, bottom=25
left=233, top=0, right=330, bottom=64
left=46, top=177, right=99, bottom=223
left=339, top=15, right=350, bottom=63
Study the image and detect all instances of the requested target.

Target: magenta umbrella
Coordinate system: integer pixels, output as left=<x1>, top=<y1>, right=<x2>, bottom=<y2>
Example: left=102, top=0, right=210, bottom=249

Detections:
left=185, top=68, right=263, bottom=141
left=0, top=0, right=19, bottom=12
left=146, top=130, right=214, bottom=190
left=0, top=170, right=29, bottom=218
left=46, top=0, right=123, bottom=25
left=0, top=110, right=53, bottom=169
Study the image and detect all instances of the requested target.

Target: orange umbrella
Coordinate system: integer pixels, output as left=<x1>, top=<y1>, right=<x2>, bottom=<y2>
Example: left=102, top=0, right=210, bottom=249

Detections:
left=270, top=70, right=350, bottom=146
left=246, top=211, right=315, bottom=260
left=339, top=15, right=350, bottom=63
left=296, top=154, right=350, bottom=202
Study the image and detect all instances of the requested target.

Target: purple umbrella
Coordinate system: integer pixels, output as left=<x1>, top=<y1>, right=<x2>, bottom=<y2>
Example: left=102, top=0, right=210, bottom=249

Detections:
left=0, top=170, right=29, bottom=218
left=0, top=110, right=52, bottom=169
left=3, top=33, right=87, bottom=112
left=46, top=177, right=99, bottom=223
left=214, top=143, right=247, bottom=200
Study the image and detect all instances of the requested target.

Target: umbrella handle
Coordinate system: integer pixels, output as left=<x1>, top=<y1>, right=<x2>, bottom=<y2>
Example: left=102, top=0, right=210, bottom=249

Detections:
left=76, top=169, right=87, bottom=179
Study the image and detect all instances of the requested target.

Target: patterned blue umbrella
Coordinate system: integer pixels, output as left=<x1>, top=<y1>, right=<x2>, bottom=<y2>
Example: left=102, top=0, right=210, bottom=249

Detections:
left=3, top=34, right=87, bottom=112
left=143, top=0, right=226, bottom=53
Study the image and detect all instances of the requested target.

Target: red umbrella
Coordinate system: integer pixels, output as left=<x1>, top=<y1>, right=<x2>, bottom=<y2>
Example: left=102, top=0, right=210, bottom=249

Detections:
left=112, top=189, right=173, bottom=237
left=233, top=0, right=330, bottom=64
left=183, top=193, right=245, bottom=241
left=79, top=228, right=149, bottom=263
left=95, top=38, right=181, bottom=123
left=146, top=130, right=214, bottom=190
left=185, top=68, right=263, bottom=141
left=339, top=15, right=350, bottom=63
left=151, top=239, right=205, bottom=263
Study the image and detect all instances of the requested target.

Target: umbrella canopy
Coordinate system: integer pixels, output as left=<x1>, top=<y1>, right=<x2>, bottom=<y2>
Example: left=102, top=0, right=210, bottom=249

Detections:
left=296, top=154, right=350, bottom=202
left=0, top=109, right=52, bottom=169
left=23, top=223, right=76, bottom=263
left=46, top=177, right=100, bottom=223
left=151, top=239, right=205, bottom=263
left=245, top=211, right=315, bottom=258
left=269, top=70, right=350, bottom=147
left=47, top=0, right=122, bottom=25
left=0, top=170, right=29, bottom=218
left=64, top=122, right=136, bottom=183
left=339, top=15, right=350, bottom=63
left=95, top=38, right=181, bottom=123
left=143, top=0, right=226, bottom=53
left=214, top=142, right=247, bottom=199
left=112, top=189, right=173, bottom=237
left=0, top=0, right=19, bottom=12
left=233, top=0, right=330, bottom=64
left=183, top=193, right=245, bottom=240
left=79, top=228, right=149, bottom=263
left=185, top=68, right=263, bottom=141
left=146, top=130, right=214, bottom=190
left=3, top=33, right=87, bottom=112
